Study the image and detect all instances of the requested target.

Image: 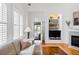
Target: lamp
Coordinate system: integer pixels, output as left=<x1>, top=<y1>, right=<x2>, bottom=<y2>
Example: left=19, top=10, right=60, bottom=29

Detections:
left=24, top=27, right=31, bottom=39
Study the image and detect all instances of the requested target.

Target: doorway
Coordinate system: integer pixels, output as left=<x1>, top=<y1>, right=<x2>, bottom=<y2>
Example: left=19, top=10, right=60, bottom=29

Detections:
left=33, top=22, right=42, bottom=45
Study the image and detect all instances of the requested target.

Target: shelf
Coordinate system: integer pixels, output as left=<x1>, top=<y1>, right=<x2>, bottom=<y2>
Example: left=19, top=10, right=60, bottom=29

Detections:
left=49, top=19, right=59, bottom=29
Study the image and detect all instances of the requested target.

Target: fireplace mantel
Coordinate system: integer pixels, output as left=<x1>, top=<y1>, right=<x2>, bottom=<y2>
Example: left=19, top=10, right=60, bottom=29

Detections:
left=69, top=29, right=79, bottom=50
left=68, top=29, right=79, bottom=32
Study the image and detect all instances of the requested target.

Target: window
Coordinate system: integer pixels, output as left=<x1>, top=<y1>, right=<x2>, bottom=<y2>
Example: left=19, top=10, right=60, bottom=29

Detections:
left=19, top=15, right=23, bottom=37
left=0, top=4, right=7, bottom=45
left=13, top=11, right=23, bottom=40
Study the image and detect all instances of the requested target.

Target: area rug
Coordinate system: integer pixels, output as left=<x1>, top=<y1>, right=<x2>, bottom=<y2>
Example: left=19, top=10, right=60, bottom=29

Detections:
left=33, top=45, right=41, bottom=55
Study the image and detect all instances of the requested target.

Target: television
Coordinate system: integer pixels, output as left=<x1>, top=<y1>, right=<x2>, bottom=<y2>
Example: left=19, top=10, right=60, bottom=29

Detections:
left=49, top=30, right=61, bottom=37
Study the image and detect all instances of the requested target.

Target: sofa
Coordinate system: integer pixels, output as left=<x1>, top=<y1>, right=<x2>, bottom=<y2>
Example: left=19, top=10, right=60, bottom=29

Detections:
left=0, top=39, right=35, bottom=55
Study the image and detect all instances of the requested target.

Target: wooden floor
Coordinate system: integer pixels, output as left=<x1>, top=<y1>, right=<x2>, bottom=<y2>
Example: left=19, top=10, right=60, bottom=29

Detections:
left=32, top=43, right=79, bottom=55
left=42, top=43, right=79, bottom=55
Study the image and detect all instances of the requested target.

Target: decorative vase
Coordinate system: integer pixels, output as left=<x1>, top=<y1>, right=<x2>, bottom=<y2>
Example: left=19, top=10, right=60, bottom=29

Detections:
left=66, top=21, right=70, bottom=26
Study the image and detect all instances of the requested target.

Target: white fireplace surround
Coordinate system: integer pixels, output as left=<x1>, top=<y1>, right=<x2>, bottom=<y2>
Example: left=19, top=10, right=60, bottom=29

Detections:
left=69, top=30, right=79, bottom=50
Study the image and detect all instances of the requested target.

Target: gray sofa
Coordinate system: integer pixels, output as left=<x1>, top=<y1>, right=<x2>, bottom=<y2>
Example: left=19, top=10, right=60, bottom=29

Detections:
left=0, top=39, right=35, bottom=55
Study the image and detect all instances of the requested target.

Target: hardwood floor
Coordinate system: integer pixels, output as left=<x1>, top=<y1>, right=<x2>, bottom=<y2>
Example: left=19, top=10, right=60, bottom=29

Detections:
left=33, top=43, right=79, bottom=55
left=42, top=46, right=67, bottom=55
left=42, top=43, right=79, bottom=55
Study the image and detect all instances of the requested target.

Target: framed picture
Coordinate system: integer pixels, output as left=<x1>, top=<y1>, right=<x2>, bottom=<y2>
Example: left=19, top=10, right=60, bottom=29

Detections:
left=72, top=11, right=79, bottom=29
left=73, top=11, right=79, bottom=25
left=74, top=18, right=79, bottom=25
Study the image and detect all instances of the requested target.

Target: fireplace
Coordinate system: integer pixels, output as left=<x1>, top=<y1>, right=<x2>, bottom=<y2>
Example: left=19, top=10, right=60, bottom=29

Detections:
left=68, top=30, right=79, bottom=50
left=69, top=31, right=79, bottom=50
left=71, top=36, right=79, bottom=47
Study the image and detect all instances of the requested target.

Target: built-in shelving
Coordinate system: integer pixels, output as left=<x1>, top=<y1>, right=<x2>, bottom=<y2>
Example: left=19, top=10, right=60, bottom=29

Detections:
left=49, top=19, right=59, bottom=30
left=49, top=15, right=61, bottom=40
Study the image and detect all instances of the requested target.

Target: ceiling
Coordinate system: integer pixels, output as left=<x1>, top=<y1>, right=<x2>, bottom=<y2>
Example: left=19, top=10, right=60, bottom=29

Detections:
left=10, top=3, right=79, bottom=12
left=25, top=3, right=79, bottom=12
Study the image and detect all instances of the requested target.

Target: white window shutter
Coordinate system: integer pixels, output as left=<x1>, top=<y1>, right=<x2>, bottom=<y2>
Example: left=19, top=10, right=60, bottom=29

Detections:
left=0, top=4, right=7, bottom=45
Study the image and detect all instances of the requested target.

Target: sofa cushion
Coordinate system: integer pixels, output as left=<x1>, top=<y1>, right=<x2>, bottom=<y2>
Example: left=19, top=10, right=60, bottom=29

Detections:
left=20, top=41, right=31, bottom=50
left=12, top=39, right=21, bottom=54
left=19, top=44, right=35, bottom=55
left=0, top=42, right=16, bottom=55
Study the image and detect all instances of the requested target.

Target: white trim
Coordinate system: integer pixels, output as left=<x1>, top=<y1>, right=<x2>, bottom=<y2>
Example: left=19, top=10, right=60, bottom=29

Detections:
left=69, top=31, right=79, bottom=50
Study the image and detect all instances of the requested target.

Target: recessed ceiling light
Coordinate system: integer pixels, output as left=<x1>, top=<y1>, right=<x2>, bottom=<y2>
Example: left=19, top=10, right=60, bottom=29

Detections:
left=28, top=3, right=31, bottom=6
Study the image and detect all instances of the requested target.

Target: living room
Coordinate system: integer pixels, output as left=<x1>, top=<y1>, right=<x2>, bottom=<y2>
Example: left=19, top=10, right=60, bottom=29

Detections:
left=0, top=3, right=79, bottom=55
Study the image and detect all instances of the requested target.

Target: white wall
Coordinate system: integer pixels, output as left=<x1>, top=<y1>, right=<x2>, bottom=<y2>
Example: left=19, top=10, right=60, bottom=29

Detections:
left=28, top=4, right=65, bottom=43
left=28, top=3, right=79, bottom=44
left=7, top=3, right=79, bottom=44
left=27, top=11, right=63, bottom=43
left=6, top=3, right=28, bottom=41
left=28, top=11, right=46, bottom=39
left=61, top=4, right=79, bottom=44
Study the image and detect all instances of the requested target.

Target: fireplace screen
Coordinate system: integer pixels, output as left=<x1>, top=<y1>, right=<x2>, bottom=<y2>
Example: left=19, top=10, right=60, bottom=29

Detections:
left=71, top=36, right=79, bottom=47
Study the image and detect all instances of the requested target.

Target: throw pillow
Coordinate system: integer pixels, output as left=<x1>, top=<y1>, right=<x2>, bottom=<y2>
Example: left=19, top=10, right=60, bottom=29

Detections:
left=20, top=41, right=31, bottom=50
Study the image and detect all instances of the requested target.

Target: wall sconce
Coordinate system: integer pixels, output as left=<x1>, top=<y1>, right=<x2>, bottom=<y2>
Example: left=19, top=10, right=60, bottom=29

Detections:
left=49, top=13, right=61, bottom=20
